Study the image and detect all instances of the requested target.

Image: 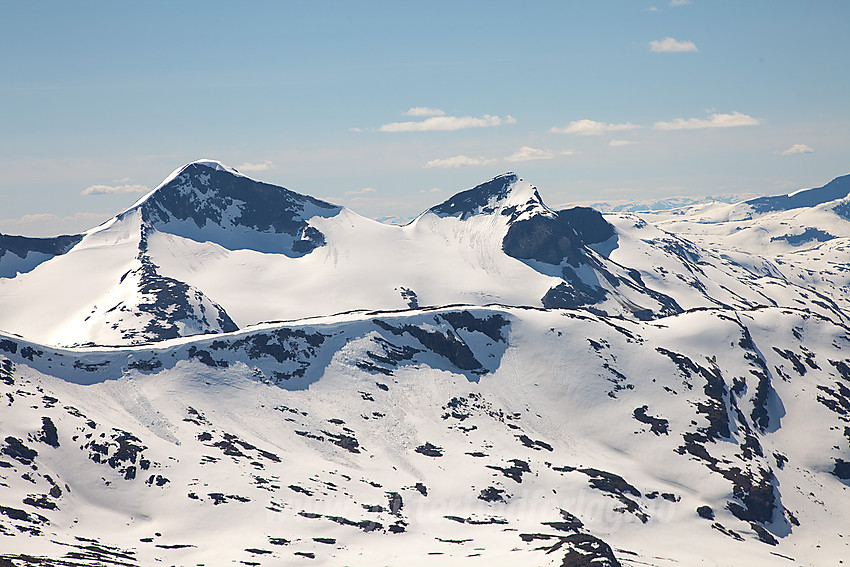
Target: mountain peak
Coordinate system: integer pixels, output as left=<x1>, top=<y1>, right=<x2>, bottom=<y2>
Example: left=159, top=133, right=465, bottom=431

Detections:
left=426, top=173, right=552, bottom=221
left=138, top=160, right=244, bottom=202
left=187, top=158, right=235, bottom=172
left=167, top=159, right=241, bottom=178
left=116, top=160, right=342, bottom=256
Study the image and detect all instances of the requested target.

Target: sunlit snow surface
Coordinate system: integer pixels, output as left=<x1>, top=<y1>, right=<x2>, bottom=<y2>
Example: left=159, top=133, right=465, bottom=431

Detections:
left=1, top=163, right=845, bottom=347
left=1, top=162, right=849, bottom=565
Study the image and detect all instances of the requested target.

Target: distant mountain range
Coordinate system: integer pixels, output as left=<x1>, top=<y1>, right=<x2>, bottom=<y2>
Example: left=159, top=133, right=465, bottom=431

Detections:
left=573, top=193, right=759, bottom=213
left=1, top=162, right=849, bottom=566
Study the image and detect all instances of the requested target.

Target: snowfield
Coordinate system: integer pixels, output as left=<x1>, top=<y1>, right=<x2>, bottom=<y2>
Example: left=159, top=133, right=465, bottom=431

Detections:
left=1, top=161, right=849, bottom=566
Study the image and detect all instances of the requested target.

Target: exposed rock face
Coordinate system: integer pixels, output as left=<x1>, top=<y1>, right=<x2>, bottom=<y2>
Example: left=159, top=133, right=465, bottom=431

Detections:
left=0, top=234, right=82, bottom=260
left=138, top=161, right=341, bottom=256
left=502, top=206, right=615, bottom=266
left=428, top=173, right=522, bottom=220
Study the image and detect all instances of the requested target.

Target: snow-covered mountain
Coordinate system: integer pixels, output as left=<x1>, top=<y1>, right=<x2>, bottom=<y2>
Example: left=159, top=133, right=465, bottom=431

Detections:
left=0, top=161, right=843, bottom=347
left=1, top=162, right=849, bottom=566
left=643, top=172, right=850, bottom=315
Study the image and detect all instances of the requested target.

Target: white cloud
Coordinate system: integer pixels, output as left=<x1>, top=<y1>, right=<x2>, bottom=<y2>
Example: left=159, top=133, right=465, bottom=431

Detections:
left=420, top=187, right=442, bottom=193
left=669, top=0, right=691, bottom=5
left=778, top=144, right=814, bottom=156
left=380, top=114, right=516, bottom=132
left=649, top=37, right=698, bottom=53
left=505, top=146, right=554, bottom=162
left=81, top=184, right=150, bottom=196
left=425, top=155, right=498, bottom=168
left=403, top=107, right=445, bottom=117
left=653, top=111, right=759, bottom=130
left=644, top=7, right=661, bottom=12
left=0, top=211, right=112, bottom=235
left=235, top=160, right=276, bottom=172
left=345, top=187, right=377, bottom=195
left=16, top=213, right=60, bottom=223
left=550, top=119, right=641, bottom=135
left=560, top=150, right=576, bottom=156
left=609, top=140, right=637, bottom=146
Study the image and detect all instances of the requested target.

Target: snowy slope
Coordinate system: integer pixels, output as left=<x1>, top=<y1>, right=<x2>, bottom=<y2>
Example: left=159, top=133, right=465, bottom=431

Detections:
left=1, top=162, right=845, bottom=347
left=641, top=171, right=850, bottom=314
left=2, top=163, right=850, bottom=566
left=747, top=173, right=850, bottom=213
left=1, top=305, right=849, bottom=566
left=0, top=161, right=341, bottom=346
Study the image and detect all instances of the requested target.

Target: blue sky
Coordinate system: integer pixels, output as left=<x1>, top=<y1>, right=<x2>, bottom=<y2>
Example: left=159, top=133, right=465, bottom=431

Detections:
left=2, top=0, right=848, bottom=235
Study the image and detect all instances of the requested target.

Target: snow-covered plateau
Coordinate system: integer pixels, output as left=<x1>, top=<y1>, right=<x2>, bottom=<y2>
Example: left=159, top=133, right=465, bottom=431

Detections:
left=1, top=161, right=849, bottom=566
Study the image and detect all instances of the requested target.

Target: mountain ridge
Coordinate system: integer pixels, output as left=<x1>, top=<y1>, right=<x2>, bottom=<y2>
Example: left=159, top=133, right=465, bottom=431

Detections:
left=2, top=302, right=848, bottom=565
left=2, top=162, right=850, bottom=565
left=3, top=162, right=850, bottom=347
left=746, top=172, right=850, bottom=213
left=0, top=163, right=690, bottom=346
